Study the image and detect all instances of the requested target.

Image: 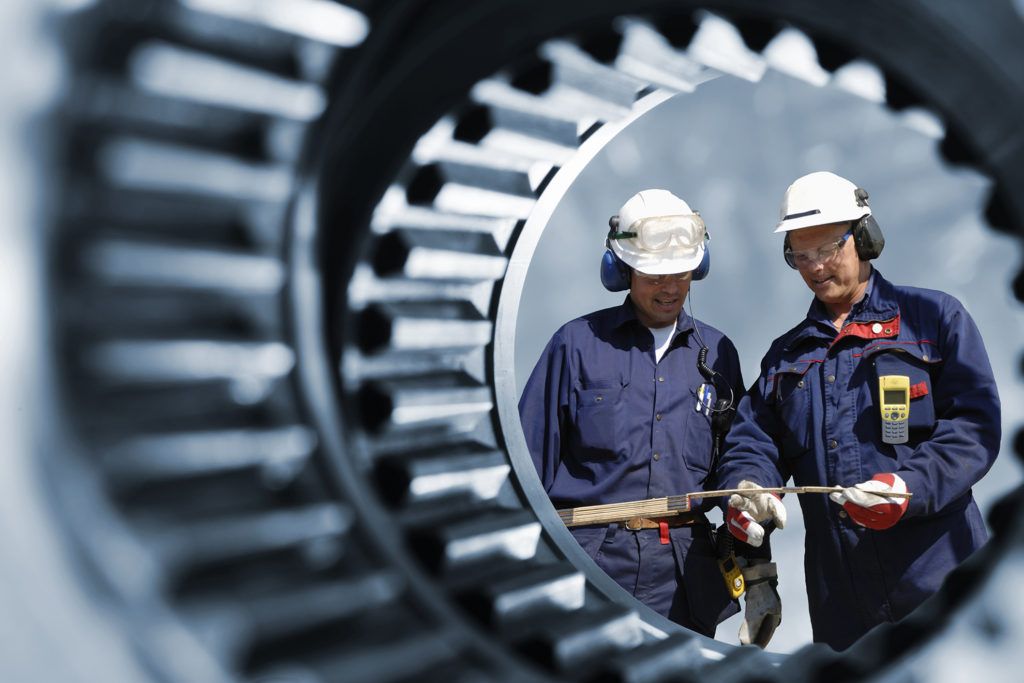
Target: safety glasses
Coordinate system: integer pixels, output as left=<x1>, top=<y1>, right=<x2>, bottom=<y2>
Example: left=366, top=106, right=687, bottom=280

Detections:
left=633, top=271, right=693, bottom=286
left=784, top=229, right=853, bottom=269
left=611, top=213, right=706, bottom=252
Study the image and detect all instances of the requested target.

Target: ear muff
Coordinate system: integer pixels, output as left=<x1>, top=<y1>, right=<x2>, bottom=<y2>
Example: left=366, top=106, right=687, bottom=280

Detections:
left=852, top=186, right=884, bottom=260
left=691, top=232, right=711, bottom=281
left=601, top=214, right=632, bottom=292
left=600, top=247, right=632, bottom=292
left=852, top=214, right=885, bottom=260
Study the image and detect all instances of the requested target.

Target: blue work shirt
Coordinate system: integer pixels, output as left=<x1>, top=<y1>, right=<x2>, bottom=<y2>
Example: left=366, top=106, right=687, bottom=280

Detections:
left=519, top=297, right=745, bottom=633
left=717, top=269, right=999, bottom=650
left=520, top=297, right=744, bottom=508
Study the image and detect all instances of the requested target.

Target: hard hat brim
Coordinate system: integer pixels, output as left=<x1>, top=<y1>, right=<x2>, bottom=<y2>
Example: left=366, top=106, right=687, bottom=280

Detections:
left=774, top=207, right=871, bottom=233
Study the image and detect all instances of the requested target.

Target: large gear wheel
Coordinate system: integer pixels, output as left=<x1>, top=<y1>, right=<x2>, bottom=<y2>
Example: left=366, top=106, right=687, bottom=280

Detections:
left=6, top=0, right=1024, bottom=681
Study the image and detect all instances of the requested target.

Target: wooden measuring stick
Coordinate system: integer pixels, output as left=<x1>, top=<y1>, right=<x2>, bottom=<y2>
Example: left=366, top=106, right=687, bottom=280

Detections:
left=557, top=485, right=913, bottom=527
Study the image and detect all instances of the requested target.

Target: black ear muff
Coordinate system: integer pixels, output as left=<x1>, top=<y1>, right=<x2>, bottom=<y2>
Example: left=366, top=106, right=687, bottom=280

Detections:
left=782, top=233, right=797, bottom=269
left=851, top=187, right=884, bottom=260
left=853, top=214, right=885, bottom=260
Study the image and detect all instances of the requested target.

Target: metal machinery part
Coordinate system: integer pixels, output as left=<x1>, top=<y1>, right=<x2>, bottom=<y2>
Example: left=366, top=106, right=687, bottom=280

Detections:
left=14, top=0, right=1024, bottom=681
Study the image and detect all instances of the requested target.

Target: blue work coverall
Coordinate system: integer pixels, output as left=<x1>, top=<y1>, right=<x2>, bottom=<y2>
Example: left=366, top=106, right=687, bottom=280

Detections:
left=717, top=269, right=999, bottom=650
left=519, top=298, right=745, bottom=635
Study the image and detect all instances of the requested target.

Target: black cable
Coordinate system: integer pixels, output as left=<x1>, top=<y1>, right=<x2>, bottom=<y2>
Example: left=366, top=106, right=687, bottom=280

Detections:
left=688, top=288, right=735, bottom=413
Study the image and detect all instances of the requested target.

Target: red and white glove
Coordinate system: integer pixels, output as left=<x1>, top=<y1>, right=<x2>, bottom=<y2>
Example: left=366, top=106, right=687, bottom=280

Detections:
left=727, top=480, right=787, bottom=548
left=829, top=473, right=909, bottom=530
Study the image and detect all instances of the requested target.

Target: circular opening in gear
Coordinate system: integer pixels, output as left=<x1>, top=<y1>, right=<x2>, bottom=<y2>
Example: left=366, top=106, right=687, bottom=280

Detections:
left=514, top=67, right=1024, bottom=652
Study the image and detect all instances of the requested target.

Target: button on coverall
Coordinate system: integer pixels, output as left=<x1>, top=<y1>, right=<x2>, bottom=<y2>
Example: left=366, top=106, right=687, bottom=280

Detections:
left=716, top=270, right=999, bottom=650
left=519, top=298, right=744, bottom=635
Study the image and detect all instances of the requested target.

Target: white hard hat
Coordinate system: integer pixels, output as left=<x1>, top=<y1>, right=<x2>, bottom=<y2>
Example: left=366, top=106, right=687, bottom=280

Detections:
left=774, top=171, right=872, bottom=233
left=610, top=189, right=706, bottom=275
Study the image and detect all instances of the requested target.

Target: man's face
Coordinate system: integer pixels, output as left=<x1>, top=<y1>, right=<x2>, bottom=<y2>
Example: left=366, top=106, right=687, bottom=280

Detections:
left=787, top=222, right=870, bottom=309
left=629, top=270, right=691, bottom=328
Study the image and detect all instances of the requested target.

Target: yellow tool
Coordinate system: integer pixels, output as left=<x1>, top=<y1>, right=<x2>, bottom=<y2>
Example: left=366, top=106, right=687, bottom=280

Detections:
left=718, top=553, right=745, bottom=599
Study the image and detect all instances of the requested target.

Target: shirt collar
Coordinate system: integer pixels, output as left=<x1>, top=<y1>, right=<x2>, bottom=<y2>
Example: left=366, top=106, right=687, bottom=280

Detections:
left=613, top=295, right=697, bottom=340
left=784, top=268, right=901, bottom=350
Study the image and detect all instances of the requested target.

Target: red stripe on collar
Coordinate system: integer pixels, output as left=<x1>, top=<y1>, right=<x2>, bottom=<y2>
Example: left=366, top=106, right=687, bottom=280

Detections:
left=834, top=315, right=900, bottom=344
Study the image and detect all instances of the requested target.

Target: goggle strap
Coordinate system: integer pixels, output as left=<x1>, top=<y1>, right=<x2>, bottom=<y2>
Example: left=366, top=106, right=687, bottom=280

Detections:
left=608, top=230, right=638, bottom=240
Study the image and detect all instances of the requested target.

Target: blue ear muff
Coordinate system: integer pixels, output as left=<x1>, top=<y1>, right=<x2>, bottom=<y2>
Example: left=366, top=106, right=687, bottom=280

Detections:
left=600, top=248, right=631, bottom=292
left=691, top=237, right=711, bottom=281
left=600, top=234, right=711, bottom=290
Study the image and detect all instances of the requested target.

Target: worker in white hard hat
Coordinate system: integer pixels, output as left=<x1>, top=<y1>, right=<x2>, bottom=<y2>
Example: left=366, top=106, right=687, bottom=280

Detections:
left=519, top=189, right=774, bottom=641
left=715, top=171, right=1000, bottom=650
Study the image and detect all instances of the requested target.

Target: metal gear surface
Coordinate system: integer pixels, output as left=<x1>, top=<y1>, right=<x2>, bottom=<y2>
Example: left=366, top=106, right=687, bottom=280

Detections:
left=6, top=1, right=1024, bottom=681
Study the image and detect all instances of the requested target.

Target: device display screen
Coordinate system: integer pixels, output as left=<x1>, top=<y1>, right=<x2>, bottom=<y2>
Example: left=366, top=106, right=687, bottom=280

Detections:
left=884, top=389, right=906, bottom=405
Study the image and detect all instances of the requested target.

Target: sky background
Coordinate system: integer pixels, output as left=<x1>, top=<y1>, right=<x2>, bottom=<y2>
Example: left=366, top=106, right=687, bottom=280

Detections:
left=514, top=67, right=1024, bottom=652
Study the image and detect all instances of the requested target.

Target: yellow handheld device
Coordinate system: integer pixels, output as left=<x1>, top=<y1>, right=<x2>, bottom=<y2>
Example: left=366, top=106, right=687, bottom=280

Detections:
left=718, top=553, right=745, bottom=599
left=879, top=375, right=910, bottom=444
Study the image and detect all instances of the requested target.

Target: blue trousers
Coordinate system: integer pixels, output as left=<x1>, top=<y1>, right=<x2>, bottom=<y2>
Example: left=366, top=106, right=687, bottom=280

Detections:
left=570, top=523, right=738, bottom=636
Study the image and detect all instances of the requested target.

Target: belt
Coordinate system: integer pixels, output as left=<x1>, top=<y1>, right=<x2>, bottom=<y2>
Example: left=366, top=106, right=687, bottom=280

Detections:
left=622, top=511, right=706, bottom=531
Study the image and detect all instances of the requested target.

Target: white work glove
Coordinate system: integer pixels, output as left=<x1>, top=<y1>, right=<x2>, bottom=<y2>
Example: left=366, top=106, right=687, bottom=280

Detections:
left=738, top=560, right=781, bottom=648
left=726, top=480, right=787, bottom=548
left=829, top=473, right=909, bottom=530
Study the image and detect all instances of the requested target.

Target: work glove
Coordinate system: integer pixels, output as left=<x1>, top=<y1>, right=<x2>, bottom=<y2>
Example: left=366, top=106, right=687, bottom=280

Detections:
left=829, top=473, right=909, bottom=530
left=726, top=480, right=787, bottom=548
left=738, top=560, right=781, bottom=648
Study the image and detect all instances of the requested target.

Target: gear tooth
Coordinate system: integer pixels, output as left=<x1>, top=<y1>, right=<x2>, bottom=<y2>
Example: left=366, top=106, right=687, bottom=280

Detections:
left=96, top=136, right=296, bottom=203
left=145, top=503, right=353, bottom=579
left=357, top=301, right=492, bottom=354
left=102, top=425, right=317, bottom=490
left=81, top=338, right=294, bottom=386
left=473, top=78, right=602, bottom=149
left=370, top=229, right=507, bottom=282
left=761, top=28, right=831, bottom=87
left=515, top=605, right=645, bottom=675
left=127, top=40, right=327, bottom=121
left=181, top=0, right=370, bottom=50
left=418, top=145, right=559, bottom=198
left=80, top=238, right=286, bottom=293
left=357, top=373, right=493, bottom=435
left=615, top=18, right=718, bottom=93
left=685, top=12, right=767, bottom=82
left=374, top=444, right=510, bottom=507
left=185, top=571, right=405, bottom=657
left=407, top=509, right=542, bottom=573
left=589, top=632, right=704, bottom=683
left=542, top=40, right=652, bottom=109
left=460, top=562, right=586, bottom=628
left=252, top=628, right=471, bottom=683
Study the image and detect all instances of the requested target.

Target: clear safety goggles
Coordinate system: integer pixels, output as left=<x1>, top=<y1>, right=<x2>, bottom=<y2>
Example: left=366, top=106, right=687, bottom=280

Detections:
left=611, top=213, right=706, bottom=252
left=783, top=228, right=853, bottom=269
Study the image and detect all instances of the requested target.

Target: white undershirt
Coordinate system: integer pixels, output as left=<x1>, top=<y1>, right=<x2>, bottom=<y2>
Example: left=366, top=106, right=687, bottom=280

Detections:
left=647, top=321, right=677, bottom=363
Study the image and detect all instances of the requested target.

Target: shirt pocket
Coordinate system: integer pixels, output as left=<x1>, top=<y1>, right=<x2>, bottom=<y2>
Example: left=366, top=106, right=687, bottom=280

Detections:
left=868, top=344, right=942, bottom=434
left=683, top=386, right=713, bottom=474
left=573, top=380, right=626, bottom=460
left=767, top=363, right=814, bottom=456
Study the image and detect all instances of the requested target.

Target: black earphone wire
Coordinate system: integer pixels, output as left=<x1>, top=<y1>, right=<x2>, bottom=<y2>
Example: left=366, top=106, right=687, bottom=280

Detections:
left=687, top=285, right=735, bottom=413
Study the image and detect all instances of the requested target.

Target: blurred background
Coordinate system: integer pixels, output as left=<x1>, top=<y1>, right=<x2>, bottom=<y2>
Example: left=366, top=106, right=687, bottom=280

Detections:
left=515, top=64, right=1024, bottom=652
